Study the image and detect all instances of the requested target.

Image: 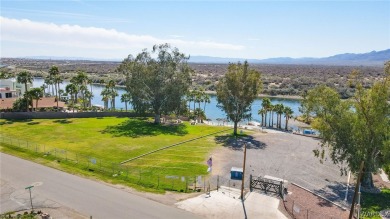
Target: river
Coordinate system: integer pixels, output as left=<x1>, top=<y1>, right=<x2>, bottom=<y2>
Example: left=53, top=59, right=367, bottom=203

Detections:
left=33, top=78, right=302, bottom=125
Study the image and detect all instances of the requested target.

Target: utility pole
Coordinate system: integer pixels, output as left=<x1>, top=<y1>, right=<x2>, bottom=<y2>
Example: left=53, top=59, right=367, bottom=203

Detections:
left=241, top=143, right=247, bottom=200
left=349, top=161, right=364, bottom=219
left=25, top=185, right=34, bottom=211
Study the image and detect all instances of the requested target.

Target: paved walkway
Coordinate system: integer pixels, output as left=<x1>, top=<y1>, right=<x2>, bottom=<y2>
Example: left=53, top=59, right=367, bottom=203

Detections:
left=176, top=186, right=287, bottom=219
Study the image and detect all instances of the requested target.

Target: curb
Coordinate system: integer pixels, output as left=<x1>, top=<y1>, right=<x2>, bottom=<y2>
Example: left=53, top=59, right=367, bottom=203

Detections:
left=291, top=182, right=348, bottom=211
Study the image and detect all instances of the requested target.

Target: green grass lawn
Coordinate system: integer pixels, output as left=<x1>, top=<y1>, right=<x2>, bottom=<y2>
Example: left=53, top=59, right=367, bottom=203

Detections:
left=361, top=188, right=390, bottom=219
left=0, top=117, right=231, bottom=192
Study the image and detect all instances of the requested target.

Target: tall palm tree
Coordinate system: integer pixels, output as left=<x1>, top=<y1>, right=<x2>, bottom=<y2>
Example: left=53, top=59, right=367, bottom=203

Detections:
left=44, top=75, right=54, bottom=96
left=84, top=90, right=93, bottom=108
left=261, top=98, right=271, bottom=127
left=79, top=85, right=88, bottom=109
left=274, top=103, right=285, bottom=129
left=106, top=79, right=117, bottom=110
left=88, top=78, right=93, bottom=107
left=203, top=94, right=210, bottom=115
left=121, top=93, right=131, bottom=112
left=269, top=104, right=275, bottom=128
left=101, top=88, right=111, bottom=110
left=71, top=71, right=89, bottom=105
left=110, top=89, right=118, bottom=110
left=40, top=84, right=48, bottom=96
left=16, top=71, right=33, bottom=112
left=28, top=88, right=44, bottom=111
left=186, top=91, right=194, bottom=112
left=258, top=107, right=266, bottom=127
left=284, top=106, right=294, bottom=131
left=65, top=83, right=77, bottom=113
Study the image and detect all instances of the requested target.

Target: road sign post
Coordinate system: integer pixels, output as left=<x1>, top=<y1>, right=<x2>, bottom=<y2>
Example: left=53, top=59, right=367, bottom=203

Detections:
left=25, top=185, right=34, bottom=211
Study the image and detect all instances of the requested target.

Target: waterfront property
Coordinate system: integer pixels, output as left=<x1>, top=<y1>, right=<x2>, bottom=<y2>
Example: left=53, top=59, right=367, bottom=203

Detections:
left=0, top=78, right=30, bottom=99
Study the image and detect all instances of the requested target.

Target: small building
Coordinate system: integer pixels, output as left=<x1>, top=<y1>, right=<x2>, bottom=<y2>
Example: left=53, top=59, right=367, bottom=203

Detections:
left=0, top=79, right=31, bottom=98
left=231, top=167, right=243, bottom=180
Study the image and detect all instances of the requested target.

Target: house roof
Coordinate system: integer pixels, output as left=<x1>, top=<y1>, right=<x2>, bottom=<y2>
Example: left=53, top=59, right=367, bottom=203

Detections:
left=35, top=97, right=65, bottom=108
left=0, top=98, right=17, bottom=109
left=0, top=97, right=65, bottom=110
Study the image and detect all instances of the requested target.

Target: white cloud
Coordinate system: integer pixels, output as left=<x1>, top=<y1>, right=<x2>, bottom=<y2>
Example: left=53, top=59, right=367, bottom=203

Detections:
left=0, top=16, right=244, bottom=59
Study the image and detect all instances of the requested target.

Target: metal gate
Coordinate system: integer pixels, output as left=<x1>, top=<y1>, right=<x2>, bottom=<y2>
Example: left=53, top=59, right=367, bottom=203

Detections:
left=249, top=175, right=286, bottom=198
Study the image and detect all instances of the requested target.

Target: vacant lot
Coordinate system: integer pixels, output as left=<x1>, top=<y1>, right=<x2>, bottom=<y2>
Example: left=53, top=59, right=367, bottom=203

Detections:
left=0, top=118, right=229, bottom=178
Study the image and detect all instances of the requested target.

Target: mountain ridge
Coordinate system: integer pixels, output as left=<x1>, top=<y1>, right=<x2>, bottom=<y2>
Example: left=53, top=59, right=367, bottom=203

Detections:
left=6, top=49, right=390, bottom=66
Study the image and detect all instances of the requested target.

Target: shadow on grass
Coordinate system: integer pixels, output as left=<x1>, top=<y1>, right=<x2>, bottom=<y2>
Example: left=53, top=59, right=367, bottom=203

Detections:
left=214, top=134, right=266, bottom=150
left=101, top=118, right=188, bottom=138
left=53, top=119, right=72, bottom=124
left=27, top=121, right=40, bottom=125
left=0, top=119, right=33, bottom=125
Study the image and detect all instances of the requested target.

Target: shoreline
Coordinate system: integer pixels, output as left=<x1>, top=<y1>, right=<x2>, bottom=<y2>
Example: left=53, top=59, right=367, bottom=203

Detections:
left=204, top=90, right=302, bottom=100
left=32, top=77, right=302, bottom=100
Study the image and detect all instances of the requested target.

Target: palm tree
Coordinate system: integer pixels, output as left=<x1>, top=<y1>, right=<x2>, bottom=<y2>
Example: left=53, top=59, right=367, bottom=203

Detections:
left=44, top=75, right=54, bottom=96
left=40, top=84, right=48, bottom=96
left=105, top=79, right=117, bottom=110
left=203, top=94, right=210, bottom=115
left=274, top=104, right=285, bottom=129
left=71, top=71, right=89, bottom=105
left=52, top=75, right=63, bottom=109
left=88, top=78, right=93, bottom=107
left=269, top=104, right=275, bottom=128
left=284, top=106, right=294, bottom=131
left=110, top=89, right=118, bottom=110
left=186, top=91, right=194, bottom=112
left=16, top=71, right=33, bottom=112
left=79, top=85, right=88, bottom=109
left=28, top=88, right=44, bottom=111
left=261, top=98, right=271, bottom=127
left=121, top=93, right=131, bottom=112
left=84, top=90, right=93, bottom=108
left=65, top=83, right=77, bottom=113
left=101, top=88, right=111, bottom=110
left=258, top=107, right=266, bottom=127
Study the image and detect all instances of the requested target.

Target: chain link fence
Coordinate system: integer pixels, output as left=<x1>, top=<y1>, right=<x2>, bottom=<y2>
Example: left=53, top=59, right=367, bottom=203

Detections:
left=0, top=135, right=239, bottom=193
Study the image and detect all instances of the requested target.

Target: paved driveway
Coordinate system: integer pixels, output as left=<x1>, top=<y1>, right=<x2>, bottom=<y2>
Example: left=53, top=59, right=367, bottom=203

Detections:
left=212, top=130, right=349, bottom=204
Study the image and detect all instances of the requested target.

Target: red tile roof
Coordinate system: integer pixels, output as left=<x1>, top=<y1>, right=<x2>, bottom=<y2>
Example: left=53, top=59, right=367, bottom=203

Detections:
left=0, top=97, right=65, bottom=110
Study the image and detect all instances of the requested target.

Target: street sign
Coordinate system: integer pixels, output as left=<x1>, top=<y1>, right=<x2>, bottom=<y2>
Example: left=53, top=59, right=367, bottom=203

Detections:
left=25, top=185, right=34, bottom=190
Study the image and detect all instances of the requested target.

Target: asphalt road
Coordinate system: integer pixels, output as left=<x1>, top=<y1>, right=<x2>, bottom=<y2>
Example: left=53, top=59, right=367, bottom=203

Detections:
left=0, top=153, right=201, bottom=219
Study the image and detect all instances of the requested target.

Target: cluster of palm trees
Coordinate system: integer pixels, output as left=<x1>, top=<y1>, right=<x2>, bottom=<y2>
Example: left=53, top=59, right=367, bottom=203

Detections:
left=15, top=67, right=95, bottom=112
left=67, top=71, right=93, bottom=111
left=101, top=79, right=119, bottom=111
left=258, top=97, right=294, bottom=130
left=186, top=89, right=211, bottom=120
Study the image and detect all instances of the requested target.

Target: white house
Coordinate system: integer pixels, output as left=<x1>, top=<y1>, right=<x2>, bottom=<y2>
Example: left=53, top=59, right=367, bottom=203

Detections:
left=0, top=79, right=31, bottom=99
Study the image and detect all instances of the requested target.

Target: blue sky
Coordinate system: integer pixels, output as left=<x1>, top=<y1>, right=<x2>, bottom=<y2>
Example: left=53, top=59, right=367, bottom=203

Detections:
left=1, top=0, right=389, bottom=60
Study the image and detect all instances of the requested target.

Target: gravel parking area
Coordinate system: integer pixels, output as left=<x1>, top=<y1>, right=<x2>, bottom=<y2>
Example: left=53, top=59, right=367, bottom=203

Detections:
left=211, top=129, right=349, bottom=205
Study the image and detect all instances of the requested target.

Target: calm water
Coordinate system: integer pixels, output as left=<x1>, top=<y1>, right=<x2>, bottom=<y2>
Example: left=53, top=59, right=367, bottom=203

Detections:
left=33, top=78, right=301, bottom=124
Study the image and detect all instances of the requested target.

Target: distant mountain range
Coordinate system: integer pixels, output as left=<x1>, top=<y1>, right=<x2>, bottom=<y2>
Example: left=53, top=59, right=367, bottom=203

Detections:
left=189, top=49, right=390, bottom=66
left=14, top=49, right=390, bottom=66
